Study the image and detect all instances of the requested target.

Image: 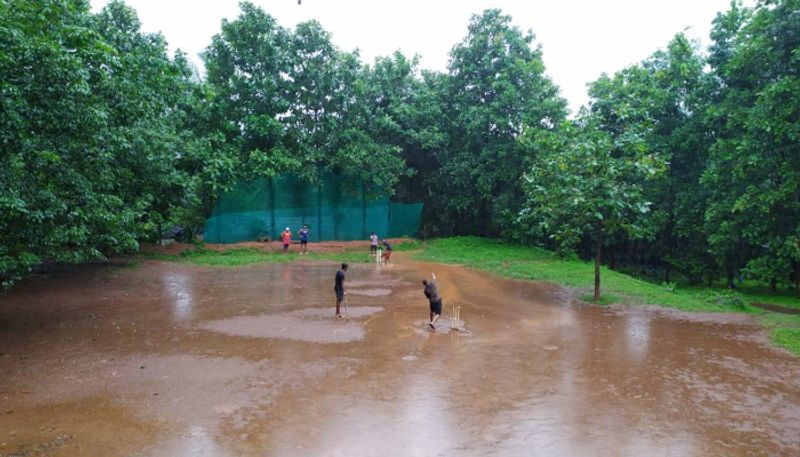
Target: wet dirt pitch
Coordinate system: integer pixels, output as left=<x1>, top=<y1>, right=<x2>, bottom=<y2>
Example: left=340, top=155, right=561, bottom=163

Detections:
left=1, top=254, right=798, bottom=456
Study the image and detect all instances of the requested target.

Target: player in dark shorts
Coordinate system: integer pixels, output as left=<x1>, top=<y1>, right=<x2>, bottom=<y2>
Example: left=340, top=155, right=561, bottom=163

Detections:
left=381, top=239, right=392, bottom=265
left=423, top=273, right=442, bottom=329
left=334, top=263, right=348, bottom=317
left=299, top=225, right=309, bottom=255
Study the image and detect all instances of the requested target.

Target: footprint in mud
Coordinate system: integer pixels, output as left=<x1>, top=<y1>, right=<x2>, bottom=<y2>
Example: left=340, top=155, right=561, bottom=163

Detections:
left=200, top=307, right=384, bottom=344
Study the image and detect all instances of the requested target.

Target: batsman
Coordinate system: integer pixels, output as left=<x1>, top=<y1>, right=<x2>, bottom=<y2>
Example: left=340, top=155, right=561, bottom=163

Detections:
left=422, top=272, right=443, bottom=329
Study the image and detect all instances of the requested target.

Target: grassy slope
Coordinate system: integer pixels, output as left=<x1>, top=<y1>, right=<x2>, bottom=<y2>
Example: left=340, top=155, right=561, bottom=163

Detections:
left=412, top=237, right=800, bottom=355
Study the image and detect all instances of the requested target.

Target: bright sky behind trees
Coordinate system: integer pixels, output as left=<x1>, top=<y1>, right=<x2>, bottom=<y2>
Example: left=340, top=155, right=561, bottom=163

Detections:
left=90, top=0, right=748, bottom=114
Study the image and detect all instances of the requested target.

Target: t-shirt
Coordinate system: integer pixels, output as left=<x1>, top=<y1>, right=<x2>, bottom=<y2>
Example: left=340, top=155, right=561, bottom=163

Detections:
left=335, top=270, right=346, bottom=290
left=282, top=231, right=291, bottom=243
left=424, top=282, right=440, bottom=304
left=299, top=228, right=309, bottom=241
left=383, top=241, right=392, bottom=251
left=370, top=234, right=378, bottom=246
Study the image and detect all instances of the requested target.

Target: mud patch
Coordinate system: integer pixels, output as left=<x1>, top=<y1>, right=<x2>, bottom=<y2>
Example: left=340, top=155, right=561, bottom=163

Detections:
left=347, top=288, right=392, bottom=297
left=200, top=307, right=384, bottom=343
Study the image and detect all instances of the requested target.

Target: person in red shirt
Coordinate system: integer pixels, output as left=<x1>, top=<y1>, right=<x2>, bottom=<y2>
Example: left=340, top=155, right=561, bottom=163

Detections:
left=281, top=227, right=292, bottom=254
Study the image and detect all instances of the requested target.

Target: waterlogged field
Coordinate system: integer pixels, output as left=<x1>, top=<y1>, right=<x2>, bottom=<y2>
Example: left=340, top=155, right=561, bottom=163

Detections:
left=414, top=237, right=800, bottom=355
left=1, top=253, right=798, bottom=456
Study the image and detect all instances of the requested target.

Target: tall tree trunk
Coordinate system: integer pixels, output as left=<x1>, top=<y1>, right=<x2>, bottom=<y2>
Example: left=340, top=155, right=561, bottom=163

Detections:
left=594, top=225, right=603, bottom=301
left=770, top=277, right=777, bottom=292
left=664, top=266, right=671, bottom=284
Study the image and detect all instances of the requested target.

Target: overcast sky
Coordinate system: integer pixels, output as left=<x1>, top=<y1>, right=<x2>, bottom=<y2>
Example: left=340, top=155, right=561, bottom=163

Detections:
left=90, top=0, right=744, bottom=114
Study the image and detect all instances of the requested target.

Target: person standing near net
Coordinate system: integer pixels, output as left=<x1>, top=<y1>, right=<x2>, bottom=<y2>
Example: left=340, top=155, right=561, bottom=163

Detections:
left=281, top=227, right=292, bottom=254
left=369, top=232, right=378, bottom=256
left=299, top=224, right=309, bottom=255
left=381, top=239, right=392, bottom=265
left=334, top=263, right=348, bottom=317
left=423, top=273, right=443, bottom=329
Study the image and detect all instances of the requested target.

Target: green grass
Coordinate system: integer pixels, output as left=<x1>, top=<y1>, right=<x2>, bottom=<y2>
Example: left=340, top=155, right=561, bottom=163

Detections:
left=770, top=329, right=800, bottom=355
left=138, top=247, right=374, bottom=266
left=413, top=237, right=768, bottom=313
left=392, top=238, right=423, bottom=251
left=138, top=237, right=423, bottom=267
left=760, top=313, right=800, bottom=356
left=608, top=268, right=800, bottom=311
left=580, top=293, right=621, bottom=306
left=414, top=236, right=800, bottom=355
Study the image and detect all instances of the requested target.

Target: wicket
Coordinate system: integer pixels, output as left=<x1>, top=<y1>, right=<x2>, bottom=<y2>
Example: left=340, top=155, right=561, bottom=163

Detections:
left=451, top=305, right=461, bottom=330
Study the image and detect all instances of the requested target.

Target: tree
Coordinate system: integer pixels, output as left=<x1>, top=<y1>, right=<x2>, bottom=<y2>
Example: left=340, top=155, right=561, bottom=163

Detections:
left=360, top=53, right=448, bottom=218
left=202, top=1, right=295, bottom=181
left=589, top=34, right=714, bottom=284
left=0, top=0, right=197, bottom=287
left=435, top=9, right=567, bottom=237
left=519, top=119, right=664, bottom=300
left=703, top=0, right=800, bottom=290
left=203, top=4, right=408, bottom=197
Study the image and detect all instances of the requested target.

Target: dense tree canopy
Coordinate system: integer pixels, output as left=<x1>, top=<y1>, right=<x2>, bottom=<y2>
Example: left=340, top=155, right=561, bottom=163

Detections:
left=0, top=0, right=195, bottom=286
left=433, top=9, right=567, bottom=237
left=1, top=0, right=798, bottom=294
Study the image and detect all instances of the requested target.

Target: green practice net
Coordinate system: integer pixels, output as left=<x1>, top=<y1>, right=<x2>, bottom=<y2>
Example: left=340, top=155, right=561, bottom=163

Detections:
left=203, top=174, right=423, bottom=243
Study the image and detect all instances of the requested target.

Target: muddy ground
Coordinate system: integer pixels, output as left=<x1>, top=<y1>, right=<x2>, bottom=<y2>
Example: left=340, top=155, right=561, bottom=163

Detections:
left=0, top=254, right=798, bottom=456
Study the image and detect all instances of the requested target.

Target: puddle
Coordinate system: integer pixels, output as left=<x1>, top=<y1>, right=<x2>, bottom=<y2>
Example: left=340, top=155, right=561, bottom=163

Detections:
left=200, top=306, right=384, bottom=343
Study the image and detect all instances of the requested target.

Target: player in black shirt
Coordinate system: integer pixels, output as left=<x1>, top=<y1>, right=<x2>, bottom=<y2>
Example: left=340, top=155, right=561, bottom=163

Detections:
left=334, top=263, right=348, bottom=317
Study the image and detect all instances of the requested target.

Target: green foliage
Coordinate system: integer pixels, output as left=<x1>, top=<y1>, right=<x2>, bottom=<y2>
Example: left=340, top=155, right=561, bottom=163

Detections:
left=589, top=34, right=715, bottom=285
left=392, top=238, right=423, bottom=251
left=202, top=3, right=408, bottom=197
left=702, top=0, right=800, bottom=288
left=414, top=237, right=797, bottom=313
left=0, top=0, right=198, bottom=287
left=427, top=9, right=567, bottom=237
left=3, top=0, right=800, bottom=298
left=519, top=116, right=664, bottom=298
left=770, top=329, right=800, bottom=356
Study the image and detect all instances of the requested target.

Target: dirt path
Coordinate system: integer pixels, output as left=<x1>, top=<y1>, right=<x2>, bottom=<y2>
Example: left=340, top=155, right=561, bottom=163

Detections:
left=0, top=254, right=798, bottom=456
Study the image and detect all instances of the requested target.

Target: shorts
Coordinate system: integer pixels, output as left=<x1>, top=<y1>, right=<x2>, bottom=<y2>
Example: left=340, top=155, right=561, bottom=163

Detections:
left=370, top=244, right=377, bottom=253
left=300, top=239, right=308, bottom=245
left=283, top=243, right=289, bottom=249
left=429, top=299, right=443, bottom=315
left=335, top=287, right=344, bottom=302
